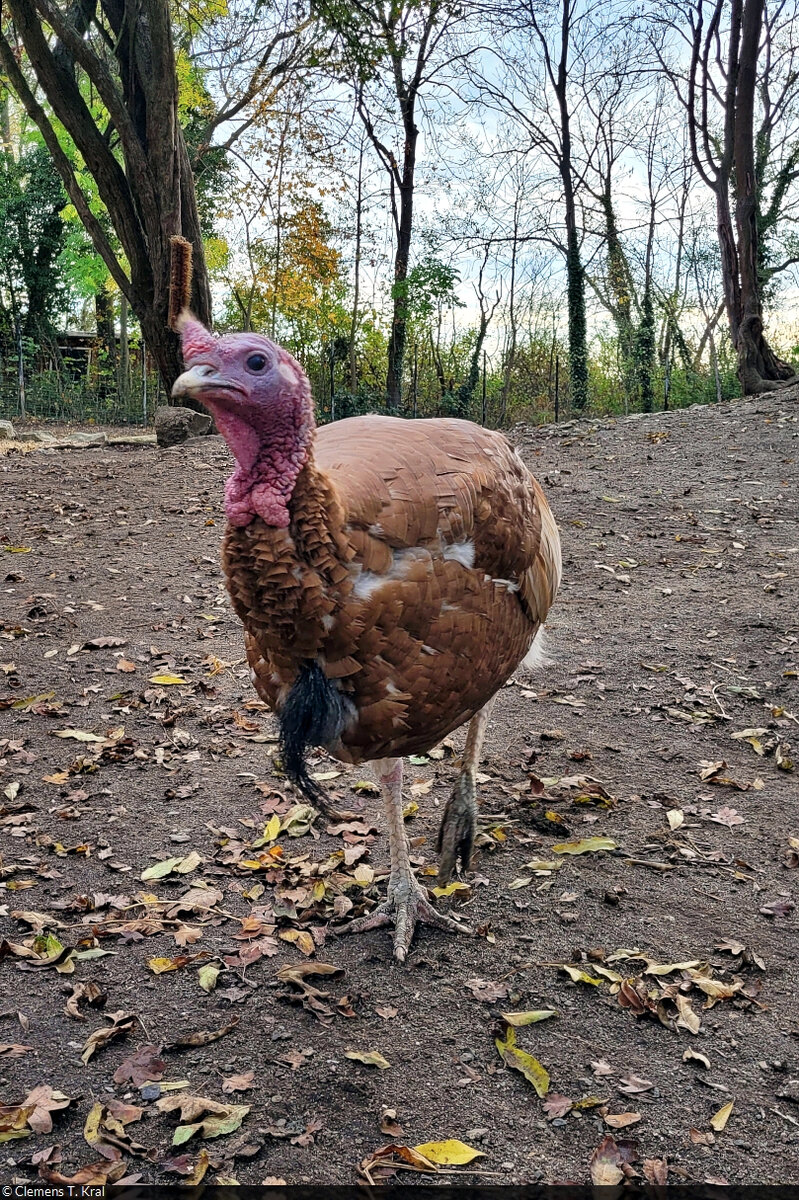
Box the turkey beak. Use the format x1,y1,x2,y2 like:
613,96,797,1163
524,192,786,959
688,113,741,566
172,363,226,399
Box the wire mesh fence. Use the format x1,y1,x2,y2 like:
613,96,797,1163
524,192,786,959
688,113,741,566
0,338,163,427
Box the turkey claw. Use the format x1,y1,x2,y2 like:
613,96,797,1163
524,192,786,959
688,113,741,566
337,874,471,963
436,771,477,884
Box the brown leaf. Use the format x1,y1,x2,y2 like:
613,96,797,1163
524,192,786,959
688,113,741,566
542,1093,574,1119
64,981,106,1020
39,1160,128,1185
22,1086,73,1134
604,1111,642,1129
222,1072,255,1093
643,1158,668,1185
589,1134,624,1186
464,977,509,1003
163,1020,239,1050
113,1045,165,1087
80,1011,136,1065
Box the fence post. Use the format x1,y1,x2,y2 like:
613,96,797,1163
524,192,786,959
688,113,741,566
554,354,559,423
412,343,418,419
15,316,26,419
142,339,148,426
481,349,487,426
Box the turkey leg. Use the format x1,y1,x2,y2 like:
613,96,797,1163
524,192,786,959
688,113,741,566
339,756,471,962
436,695,498,883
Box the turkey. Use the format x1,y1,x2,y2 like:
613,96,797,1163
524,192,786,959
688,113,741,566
172,313,562,961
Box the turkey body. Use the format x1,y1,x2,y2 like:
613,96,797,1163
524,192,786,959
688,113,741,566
222,414,561,764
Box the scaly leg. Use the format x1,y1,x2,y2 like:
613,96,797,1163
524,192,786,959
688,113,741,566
436,695,498,883
339,757,471,962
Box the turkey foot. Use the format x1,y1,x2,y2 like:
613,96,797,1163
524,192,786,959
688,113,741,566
437,770,477,884
339,869,472,963
436,696,496,883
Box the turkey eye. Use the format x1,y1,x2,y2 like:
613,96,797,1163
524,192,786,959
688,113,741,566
246,353,267,372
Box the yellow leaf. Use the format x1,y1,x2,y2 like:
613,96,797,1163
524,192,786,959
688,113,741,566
148,957,180,974
175,850,202,874
413,1139,485,1165
553,836,617,855
501,1010,557,1026
431,881,470,898
2,546,31,553
644,959,703,976
198,964,220,993
560,964,603,986
709,1100,734,1131
279,929,315,956
263,815,281,843
495,1026,549,1096
345,1049,391,1069
53,729,105,743
148,673,187,685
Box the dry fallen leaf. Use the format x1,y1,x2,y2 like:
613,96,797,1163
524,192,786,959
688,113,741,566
500,1009,557,1027
113,1045,165,1087
413,1139,485,1165
495,1026,549,1097
80,1011,136,1065
709,1100,734,1132
552,836,618,855
604,1111,642,1128
589,1134,624,1186
345,1049,391,1069
222,1071,255,1094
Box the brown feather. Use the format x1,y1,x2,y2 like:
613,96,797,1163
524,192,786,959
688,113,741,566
224,415,561,765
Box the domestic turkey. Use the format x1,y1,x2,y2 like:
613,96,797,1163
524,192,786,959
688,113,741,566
172,313,562,961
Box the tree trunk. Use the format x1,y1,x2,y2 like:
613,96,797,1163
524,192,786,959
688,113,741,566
386,113,418,412
349,140,364,395
1,0,212,396
733,0,794,391
555,0,588,411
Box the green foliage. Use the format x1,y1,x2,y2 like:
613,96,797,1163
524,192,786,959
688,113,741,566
0,138,68,338
396,257,463,322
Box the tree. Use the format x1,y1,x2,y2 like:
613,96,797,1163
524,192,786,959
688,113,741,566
470,0,593,409
315,0,463,411
652,0,797,391
0,0,312,390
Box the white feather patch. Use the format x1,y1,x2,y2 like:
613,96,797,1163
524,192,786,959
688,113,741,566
520,628,553,673
442,539,475,568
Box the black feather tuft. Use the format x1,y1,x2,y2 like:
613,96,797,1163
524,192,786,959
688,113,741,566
278,661,348,816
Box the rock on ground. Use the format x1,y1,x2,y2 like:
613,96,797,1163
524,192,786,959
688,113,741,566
155,405,212,447
0,418,16,439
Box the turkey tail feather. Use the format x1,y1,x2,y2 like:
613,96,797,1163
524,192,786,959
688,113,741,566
278,661,348,817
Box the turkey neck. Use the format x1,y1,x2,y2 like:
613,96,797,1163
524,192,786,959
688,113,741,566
222,449,355,661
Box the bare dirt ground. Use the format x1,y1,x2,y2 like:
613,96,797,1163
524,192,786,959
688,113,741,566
0,390,797,1187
